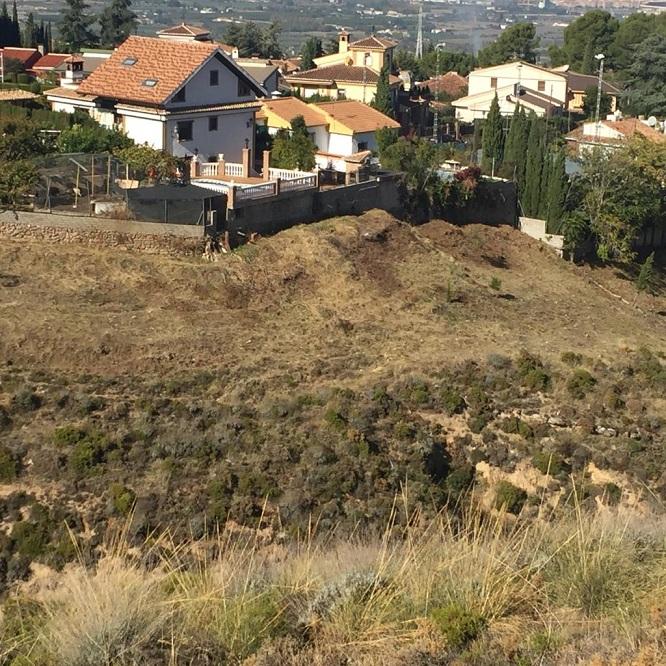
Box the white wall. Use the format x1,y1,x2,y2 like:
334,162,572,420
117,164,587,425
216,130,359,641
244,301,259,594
468,63,567,104
166,110,255,162
328,132,354,155
165,53,259,108
121,114,165,149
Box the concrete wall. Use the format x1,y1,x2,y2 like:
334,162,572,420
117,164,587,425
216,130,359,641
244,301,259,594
440,180,517,227
518,216,565,256
224,175,401,245
122,114,165,150
0,210,202,255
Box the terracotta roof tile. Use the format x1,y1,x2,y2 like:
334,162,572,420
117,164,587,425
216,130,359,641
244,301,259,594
350,35,397,50
259,97,328,127
316,99,400,133
0,89,38,101
419,71,468,97
157,23,210,37
32,53,71,70
78,36,220,105
45,86,98,102
0,47,39,65
565,119,666,145
287,64,400,86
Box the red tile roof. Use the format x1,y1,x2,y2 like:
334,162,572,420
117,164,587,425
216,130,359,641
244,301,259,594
287,64,400,86
78,36,253,106
0,47,40,66
565,119,666,145
350,35,397,50
259,97,328,127
419,71,468,97
157,23,210,38
316,99,401,132
32,53,71,70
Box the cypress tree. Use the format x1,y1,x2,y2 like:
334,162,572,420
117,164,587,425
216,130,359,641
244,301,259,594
0,3,9,47
99,0,137,48
23,12,36,48
514,106,530,189
9,0,19,46
59,0,98,51
481,92,504,174
581,38,595,75
503,103,522,177
537,150,551,219
522,113,546,216
545,148,567,233
371,64,393,118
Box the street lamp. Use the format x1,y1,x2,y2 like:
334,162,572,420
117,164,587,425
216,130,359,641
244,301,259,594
594,53,605,137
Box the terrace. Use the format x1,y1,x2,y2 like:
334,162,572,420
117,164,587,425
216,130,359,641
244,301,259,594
190,149,318,205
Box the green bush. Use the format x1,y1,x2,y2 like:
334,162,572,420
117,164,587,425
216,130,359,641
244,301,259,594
0,445,19,482
603,482,622,505
561,351,583,367
532,451,566,476
440,387,465,415
11,389,42,412
430,603,486,649
517,352,551,391
446,464,475,496
53,425,87,447
567,369,596,399
323,408,346,431
490,276,502,291
67,431,110,476
11,520,49,559
499,416,533,439
494,481,527,514
109,483,136,516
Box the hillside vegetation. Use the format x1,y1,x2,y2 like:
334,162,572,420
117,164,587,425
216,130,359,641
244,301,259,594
0,211,665,664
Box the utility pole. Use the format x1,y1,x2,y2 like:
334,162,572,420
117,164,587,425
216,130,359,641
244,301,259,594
415,4,423,59
432,43,444,143
594,53,605,140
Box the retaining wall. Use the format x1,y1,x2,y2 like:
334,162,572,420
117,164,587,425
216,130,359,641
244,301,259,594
0,210,203,256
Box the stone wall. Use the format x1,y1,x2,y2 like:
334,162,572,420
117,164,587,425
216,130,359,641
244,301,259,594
0,210,203,256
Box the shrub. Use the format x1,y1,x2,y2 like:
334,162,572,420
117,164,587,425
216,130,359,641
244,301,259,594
440,387,465,415
602,482,622,505
517,352,550,391
323,408,346,431
69,433,109,477
532,451,567,476
0,444,19,482
567,369,596,399
494,481,527,514
11,519,49,559
53,425,87,447
489,276,502,291
446,464,475,496
109,484,136,516
11,389,42,412
499,416,533,439
561,351,583,367
430,603,486,649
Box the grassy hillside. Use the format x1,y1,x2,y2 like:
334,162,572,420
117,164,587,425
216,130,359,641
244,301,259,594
0,211,665,664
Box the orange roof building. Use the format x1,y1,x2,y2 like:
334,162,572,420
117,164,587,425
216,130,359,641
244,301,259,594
45,35,267,163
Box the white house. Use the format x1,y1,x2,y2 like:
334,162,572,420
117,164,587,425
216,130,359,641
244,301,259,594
257,97,400,174
565,118,666,156
45,35,266,163
453,61,567,122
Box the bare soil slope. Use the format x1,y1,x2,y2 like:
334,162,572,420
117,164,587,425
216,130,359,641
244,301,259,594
1,210,663,389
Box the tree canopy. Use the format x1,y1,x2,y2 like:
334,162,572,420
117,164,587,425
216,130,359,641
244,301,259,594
371,65,393,117
481,93,503,174
582,85,613,119
270,115,316,171
477,23,538,67
58,0,98,51
100,0,137,48
224,21,282,59
300,37,323,71
624,33,666,117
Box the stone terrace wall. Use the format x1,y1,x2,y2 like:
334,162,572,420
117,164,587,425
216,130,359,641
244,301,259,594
0,211,203,256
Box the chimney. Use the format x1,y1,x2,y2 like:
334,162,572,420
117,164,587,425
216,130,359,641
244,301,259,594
37,44,44,55
339,30,350,54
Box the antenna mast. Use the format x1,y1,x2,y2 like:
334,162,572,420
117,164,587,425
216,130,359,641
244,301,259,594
415,5,423,59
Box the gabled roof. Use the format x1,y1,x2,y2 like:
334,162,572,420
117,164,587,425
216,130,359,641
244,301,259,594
77,35,264,106
470,60,566,80
32,53,71,70
566,119,666,144
45,86,98,102
349,35,398,50
286,64,400,86
258,97,328,128
418,71,468,97
0,89,38,101
316,99,400,134
0,47,39,65
157,23,210,38
565,70,621,95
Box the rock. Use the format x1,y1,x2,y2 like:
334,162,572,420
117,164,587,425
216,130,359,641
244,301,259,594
548,415,568,427
595,425,617,437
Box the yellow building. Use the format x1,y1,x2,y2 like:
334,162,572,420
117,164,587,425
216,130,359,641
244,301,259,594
284,31,401,104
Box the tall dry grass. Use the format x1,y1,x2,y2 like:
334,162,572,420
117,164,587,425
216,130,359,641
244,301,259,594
1,499,664,665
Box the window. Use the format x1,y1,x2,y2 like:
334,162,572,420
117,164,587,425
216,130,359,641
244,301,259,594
490,77,497,89
173,87,186,103
357,141,368,151
238,80,252,97
337,88,346,99
142,78,158,87
538,80,545,92
210,70,219,86
208,116,218,132
122,56,137,66
176,120,193,142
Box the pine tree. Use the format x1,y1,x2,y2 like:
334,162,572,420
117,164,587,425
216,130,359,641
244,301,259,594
481,92,504,174
522,113,546,216
59,0,97,51
581,38,595,75
636,252,655,293
100,0,137,48
545,148,567,233
371,65,393,117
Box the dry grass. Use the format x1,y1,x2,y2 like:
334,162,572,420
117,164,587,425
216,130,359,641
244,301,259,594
2,500,664,665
